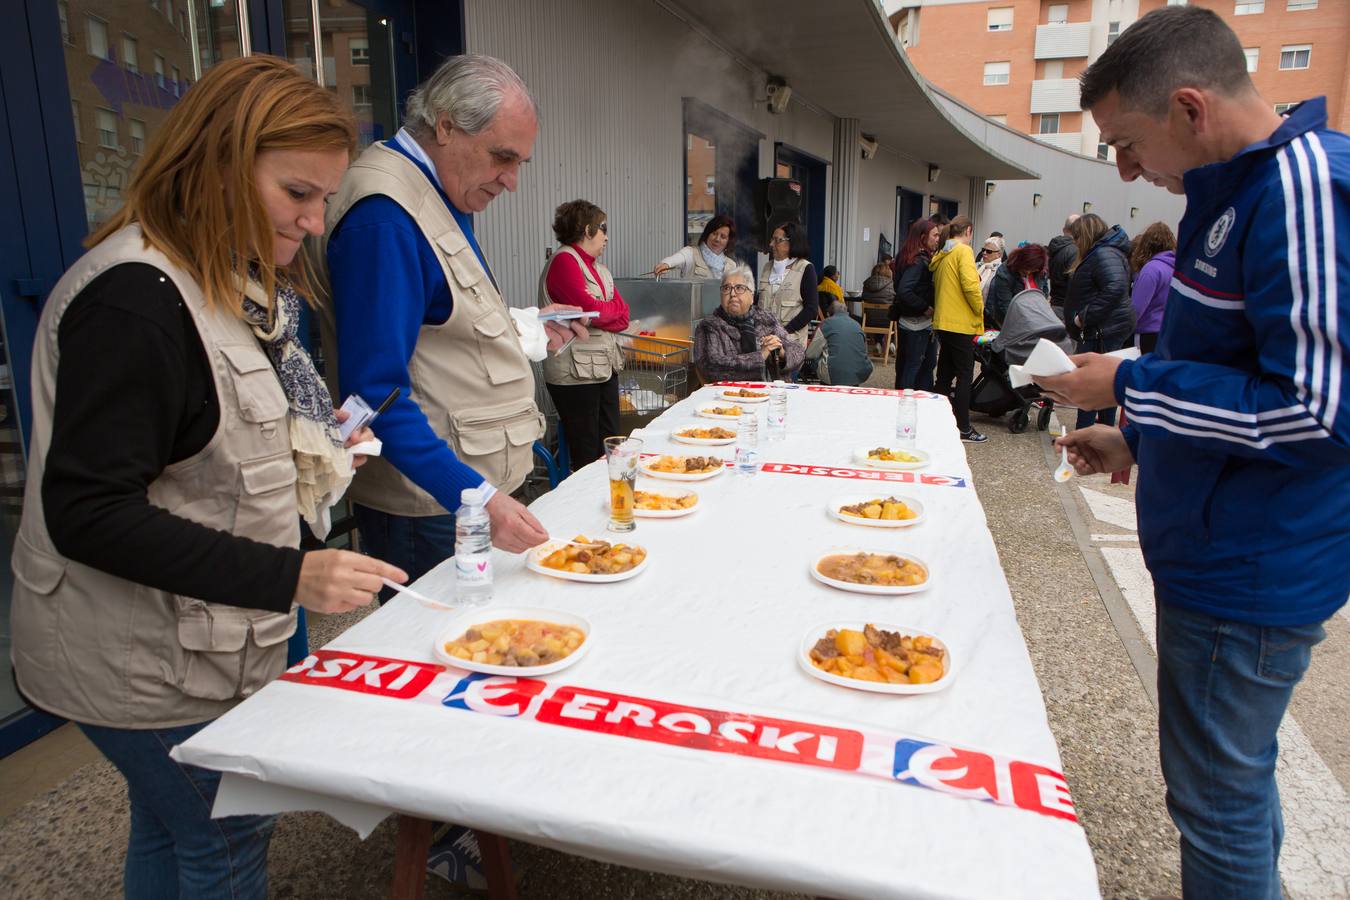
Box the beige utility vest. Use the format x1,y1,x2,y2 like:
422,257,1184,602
319,143,543,513
10,225,299,728
758,257,810,346
538,246,624,386
687,243,725,279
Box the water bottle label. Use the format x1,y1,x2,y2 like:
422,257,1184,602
456,554,493,585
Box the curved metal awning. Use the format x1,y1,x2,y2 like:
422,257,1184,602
668,0,1039,180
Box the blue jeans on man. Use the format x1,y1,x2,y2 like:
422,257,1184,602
79,720,274,899
354,504,457,601
1155,602,1326,899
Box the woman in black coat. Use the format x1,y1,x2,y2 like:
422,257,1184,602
1063,214,1134,428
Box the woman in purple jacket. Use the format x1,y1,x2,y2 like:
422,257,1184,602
1128,222,1177,354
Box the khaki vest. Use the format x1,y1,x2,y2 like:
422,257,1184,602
538,246,624,386
10,225,299,728
687,243,723,279
758,257,810,346
319,143,543,514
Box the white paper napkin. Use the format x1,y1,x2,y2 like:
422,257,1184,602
1009,341,1142,389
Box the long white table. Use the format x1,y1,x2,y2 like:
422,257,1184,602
175,383,1100,900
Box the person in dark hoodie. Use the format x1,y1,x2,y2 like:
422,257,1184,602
891,218,940,390
1046,213,1080,312
985,243,1049,329
1063,213,1133,428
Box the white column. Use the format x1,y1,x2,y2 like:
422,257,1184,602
830,117,860,290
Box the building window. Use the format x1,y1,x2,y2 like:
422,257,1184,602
58,1,71,43
154,54,166,88
122,35,139,73
1274,102,1297,114
1234,1,1265,13
179,10,188,37
129,119,146,154
72,100,81,143
989,114,1007,124
1043,60,1064,79
86,17,110,60
1039,114,1061,134
1243,48,1259,72
1167,0,1188,4
350,38,370,65
1047,4,1069,24
1097,143,1110,160
987,8,1013,31
983,62,1011,85
172,65,182,97
1287,0,1317,9
1279,45,1311,70
352,84,372,107
1107,21,1120,45
704,175,715,195
96,108,118,148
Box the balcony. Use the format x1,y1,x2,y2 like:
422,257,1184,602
1034,132,1084,153
1030,78,1081,114
1034,23,1091,59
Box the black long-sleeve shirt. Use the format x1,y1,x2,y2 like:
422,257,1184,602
42,263,303,613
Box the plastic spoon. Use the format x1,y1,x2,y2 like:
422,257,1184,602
1054,425,1074,483
381,576,454,611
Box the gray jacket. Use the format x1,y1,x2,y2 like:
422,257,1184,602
807,308,873,386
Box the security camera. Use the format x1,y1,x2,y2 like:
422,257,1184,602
859,134,879,160
766,79,792,115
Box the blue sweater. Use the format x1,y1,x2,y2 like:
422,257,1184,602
1113,97,1350,626
326,139,494,514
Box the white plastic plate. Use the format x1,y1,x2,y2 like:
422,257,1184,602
434,607,593,676
602,486,699,519
853,446,931,470
639,457,727,481
809,548,931,595
526,540,650,583
696,403,747,420
828,493,926,529
799,620,955,694
720,388,769,404
671,427,737,446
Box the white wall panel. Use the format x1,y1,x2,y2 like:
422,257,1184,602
1029,79,1081,114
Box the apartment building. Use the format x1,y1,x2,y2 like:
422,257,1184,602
892,0,1350,160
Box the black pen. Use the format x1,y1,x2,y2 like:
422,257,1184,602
367,387,401,425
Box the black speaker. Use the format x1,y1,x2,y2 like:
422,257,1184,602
752,177,803,253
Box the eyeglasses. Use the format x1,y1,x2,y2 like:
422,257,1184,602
720,284,752,297
770,235,789,245
596,222,608,234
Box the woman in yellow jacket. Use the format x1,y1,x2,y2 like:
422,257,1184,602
929,215,987,442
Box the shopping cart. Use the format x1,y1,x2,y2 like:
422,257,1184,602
616,332,691,433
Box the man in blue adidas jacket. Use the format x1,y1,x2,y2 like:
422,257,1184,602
1037,8,1349,899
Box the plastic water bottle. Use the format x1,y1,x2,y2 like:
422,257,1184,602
896,390,918,446
766,381,788,441
454,488,493,606
734,411,760,477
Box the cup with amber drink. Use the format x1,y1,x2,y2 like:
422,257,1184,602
604,435,642,532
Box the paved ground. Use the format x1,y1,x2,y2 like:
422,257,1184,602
2,361,1346,899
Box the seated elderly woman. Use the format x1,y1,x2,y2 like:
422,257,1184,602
694,263,804,383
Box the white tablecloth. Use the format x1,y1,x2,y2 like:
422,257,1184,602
174,384,1100,900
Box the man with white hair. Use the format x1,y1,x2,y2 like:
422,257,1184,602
325,55,584,566
324,52,583,889
1046,212,1080,310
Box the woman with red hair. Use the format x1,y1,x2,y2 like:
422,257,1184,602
890,217,941,389
986,243,1049,329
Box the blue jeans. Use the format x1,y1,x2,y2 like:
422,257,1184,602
1074,335,1124,429
895,327,936,391
354,504,457,601
1156,602,1326,900
78,721,275,900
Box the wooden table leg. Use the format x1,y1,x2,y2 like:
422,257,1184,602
475,829,519,900
389,815,434,900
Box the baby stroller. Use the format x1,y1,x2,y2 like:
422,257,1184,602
970,287,1074,433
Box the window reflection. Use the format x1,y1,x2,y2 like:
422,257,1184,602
318,3,397,149
686,133,716,247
